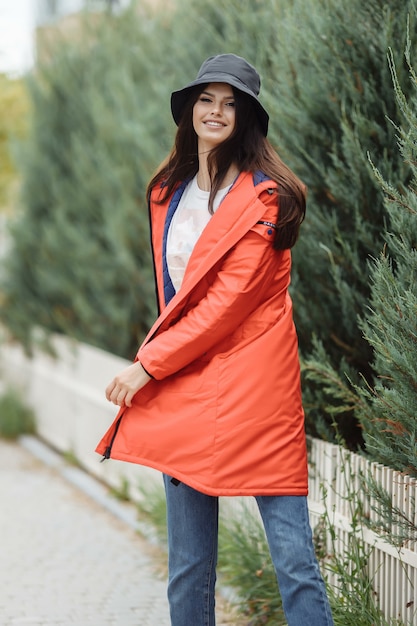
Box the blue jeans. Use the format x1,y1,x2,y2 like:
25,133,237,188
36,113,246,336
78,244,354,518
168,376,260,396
163,475,334,626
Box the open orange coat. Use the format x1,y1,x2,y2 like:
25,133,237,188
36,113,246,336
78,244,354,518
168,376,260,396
96,171,308,496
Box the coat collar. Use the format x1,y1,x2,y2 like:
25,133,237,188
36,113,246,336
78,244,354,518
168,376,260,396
142,171,277,345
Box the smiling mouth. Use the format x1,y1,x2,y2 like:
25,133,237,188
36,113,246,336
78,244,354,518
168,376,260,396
204,121,225,127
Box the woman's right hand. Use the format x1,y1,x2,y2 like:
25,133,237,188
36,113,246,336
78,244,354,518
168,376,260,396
105,361,151,408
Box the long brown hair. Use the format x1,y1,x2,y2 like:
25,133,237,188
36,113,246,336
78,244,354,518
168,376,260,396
147,85,306,250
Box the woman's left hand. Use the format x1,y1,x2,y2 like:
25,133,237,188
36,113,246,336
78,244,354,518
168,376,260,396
105,361,151,407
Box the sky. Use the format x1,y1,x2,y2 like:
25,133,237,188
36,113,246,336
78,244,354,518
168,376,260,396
0,1,130,76
0,0,94,76
0,0,37,76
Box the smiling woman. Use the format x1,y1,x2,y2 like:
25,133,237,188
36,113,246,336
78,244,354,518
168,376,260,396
192,83,236,160
98,53,334,626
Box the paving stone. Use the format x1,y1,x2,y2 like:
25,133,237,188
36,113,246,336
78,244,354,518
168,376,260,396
0,438,244,626
0,439,170,626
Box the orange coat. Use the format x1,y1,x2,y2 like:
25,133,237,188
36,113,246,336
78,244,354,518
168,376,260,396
96,171,308,496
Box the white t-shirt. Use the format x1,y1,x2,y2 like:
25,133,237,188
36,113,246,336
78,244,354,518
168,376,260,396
166,175,232,292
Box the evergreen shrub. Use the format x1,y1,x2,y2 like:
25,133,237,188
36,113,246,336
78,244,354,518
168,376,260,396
272,0,417,446
0,6,167,359
354,43,417,476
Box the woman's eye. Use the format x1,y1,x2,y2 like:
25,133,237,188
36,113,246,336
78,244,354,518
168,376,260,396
200,97,211,103
226,101,235,107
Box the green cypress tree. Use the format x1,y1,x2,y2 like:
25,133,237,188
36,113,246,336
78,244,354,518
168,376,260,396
269,0,417,445
1,6,172,358
355,44,417,476
327,43,417,556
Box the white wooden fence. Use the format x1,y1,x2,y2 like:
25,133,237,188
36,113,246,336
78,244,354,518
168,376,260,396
0,333,416,624
309,439,417,623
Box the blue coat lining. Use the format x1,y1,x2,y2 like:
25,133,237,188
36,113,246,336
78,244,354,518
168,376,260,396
161,171,269,306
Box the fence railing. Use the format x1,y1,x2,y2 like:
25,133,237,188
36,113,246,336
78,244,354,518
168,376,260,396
308,439,417,623
0,332,416,623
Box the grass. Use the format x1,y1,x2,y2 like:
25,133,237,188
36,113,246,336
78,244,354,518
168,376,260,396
109,476,131,502
0,387,36,439
218,503,286,625
136,481,169,546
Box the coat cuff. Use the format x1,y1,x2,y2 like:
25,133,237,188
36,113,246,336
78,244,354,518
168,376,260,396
140,362,155,379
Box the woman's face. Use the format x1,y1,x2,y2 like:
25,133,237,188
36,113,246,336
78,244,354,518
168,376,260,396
192,82,236,152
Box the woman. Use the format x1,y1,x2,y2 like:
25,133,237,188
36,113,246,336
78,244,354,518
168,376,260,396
97,53,334,626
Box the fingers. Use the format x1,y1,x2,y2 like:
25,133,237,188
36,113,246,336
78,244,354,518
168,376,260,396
105,381,117,403
105,362,151,407
105,380,136,407
105,380,127,407
124,391,134,408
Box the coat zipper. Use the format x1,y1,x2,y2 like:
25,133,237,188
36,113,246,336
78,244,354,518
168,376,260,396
100,410,125,462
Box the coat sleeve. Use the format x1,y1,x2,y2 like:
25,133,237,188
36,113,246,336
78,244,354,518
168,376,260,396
138,195,289,380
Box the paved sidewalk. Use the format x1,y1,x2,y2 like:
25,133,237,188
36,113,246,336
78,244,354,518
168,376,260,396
0,437,242,626
0,437,172,626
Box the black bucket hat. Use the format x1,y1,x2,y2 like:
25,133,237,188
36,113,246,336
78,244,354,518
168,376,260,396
170,53,269,136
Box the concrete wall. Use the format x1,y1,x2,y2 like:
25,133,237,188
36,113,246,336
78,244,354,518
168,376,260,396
0,332,161,501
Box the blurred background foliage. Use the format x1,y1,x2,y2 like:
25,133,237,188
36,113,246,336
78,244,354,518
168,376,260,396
0,74,29,212
0,0,416,459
